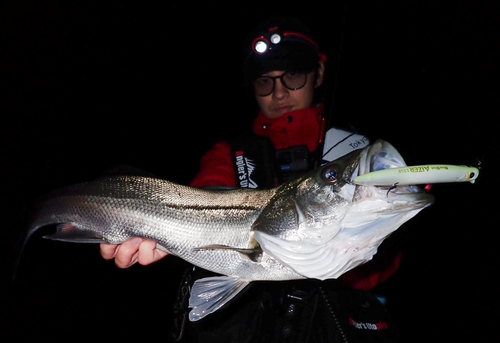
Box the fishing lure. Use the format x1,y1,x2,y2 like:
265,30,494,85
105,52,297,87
352,165,479,186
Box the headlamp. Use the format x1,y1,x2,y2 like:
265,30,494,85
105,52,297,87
243,17,323,85
253,37,269,54
270,33,281,44
253,32,283,54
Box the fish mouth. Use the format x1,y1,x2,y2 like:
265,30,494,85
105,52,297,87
351,140,435,207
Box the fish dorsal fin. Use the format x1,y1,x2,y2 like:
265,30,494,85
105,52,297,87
188,276,250,321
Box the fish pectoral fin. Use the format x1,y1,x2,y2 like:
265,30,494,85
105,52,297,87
188,276,250,322
43,223,107,243
194,244,262,262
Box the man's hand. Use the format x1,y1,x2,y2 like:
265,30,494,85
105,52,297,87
100,238,168,268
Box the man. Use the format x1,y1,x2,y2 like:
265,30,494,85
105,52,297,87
99,17,327,268
101,16,399,342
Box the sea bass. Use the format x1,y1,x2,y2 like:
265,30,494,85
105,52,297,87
26,140,435,321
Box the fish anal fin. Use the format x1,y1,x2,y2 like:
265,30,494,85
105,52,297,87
194,244,262,262
188,276,250,321
43,223,108,243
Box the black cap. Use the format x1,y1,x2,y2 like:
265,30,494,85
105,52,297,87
242,16,322,85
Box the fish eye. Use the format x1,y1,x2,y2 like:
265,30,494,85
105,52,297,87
322,166,339,183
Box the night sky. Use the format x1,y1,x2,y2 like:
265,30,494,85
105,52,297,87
1,1,499,342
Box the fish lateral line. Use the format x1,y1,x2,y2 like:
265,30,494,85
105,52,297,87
162,202,265,212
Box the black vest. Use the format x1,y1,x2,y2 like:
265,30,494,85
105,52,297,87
229,134,314,189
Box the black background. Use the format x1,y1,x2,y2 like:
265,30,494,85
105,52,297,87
1,1,499,342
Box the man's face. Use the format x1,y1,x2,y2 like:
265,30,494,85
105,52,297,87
254,61,325,119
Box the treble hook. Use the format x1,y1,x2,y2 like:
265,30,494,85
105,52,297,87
386,182,399,201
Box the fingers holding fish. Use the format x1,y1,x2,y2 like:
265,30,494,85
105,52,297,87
100,243,119,260
111,237,142,268
137,239,169,266
100,238,168,268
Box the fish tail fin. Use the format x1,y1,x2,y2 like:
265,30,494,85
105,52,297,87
11,227,37,284
188,276,250,321
12,222,108,283
11,221,56,283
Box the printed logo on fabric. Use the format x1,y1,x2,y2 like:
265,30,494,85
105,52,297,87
349,317,389,331
348,136,369,150
235,151,258,189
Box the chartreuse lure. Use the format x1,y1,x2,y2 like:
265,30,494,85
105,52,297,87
353,165,479,186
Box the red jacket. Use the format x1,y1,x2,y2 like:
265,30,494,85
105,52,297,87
190,106,402,291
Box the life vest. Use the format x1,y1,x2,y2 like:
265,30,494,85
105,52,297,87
229,107,369,189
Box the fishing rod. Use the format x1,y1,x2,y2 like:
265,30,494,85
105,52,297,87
316,0,350,167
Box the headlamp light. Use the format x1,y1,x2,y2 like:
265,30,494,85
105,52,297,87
253,33,283,54
253,37,269,54
270,33,281,44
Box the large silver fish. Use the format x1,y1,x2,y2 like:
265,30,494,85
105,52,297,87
26,140,434,321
